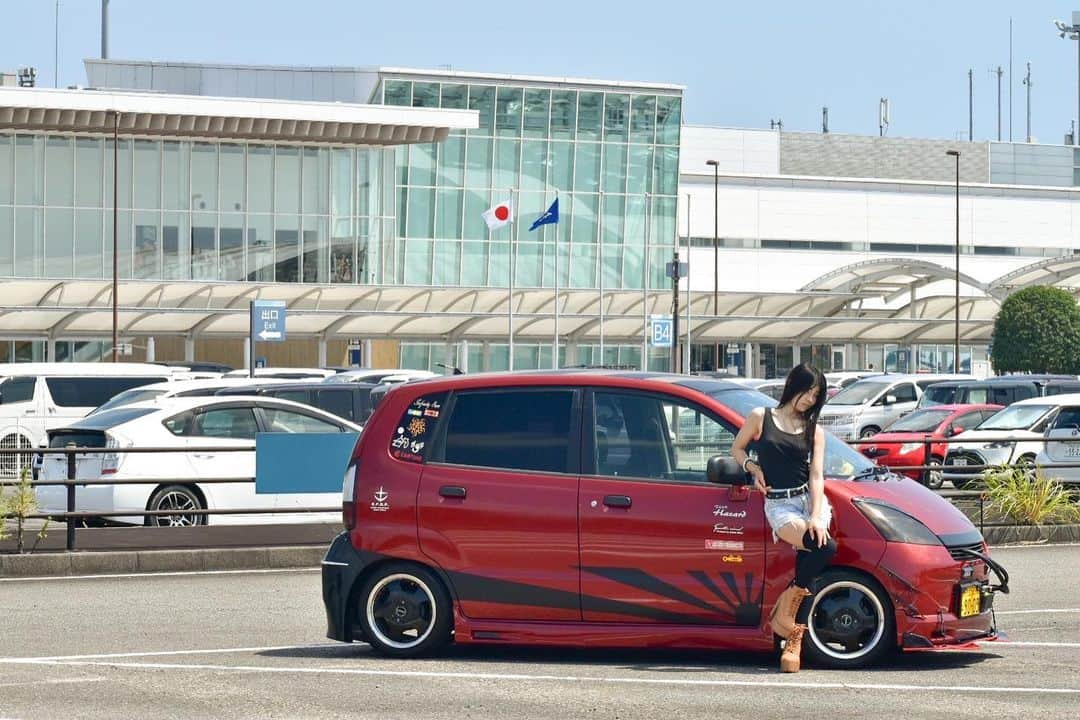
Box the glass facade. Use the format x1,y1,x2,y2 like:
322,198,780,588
0,133,395,284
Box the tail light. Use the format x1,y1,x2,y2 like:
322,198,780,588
342,460,358,530
102,433,121,475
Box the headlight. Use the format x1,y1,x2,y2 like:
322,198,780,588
853,498,942,545
898,442,924,455
983,441,1014,450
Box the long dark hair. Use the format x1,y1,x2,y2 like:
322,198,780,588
777,363,828,448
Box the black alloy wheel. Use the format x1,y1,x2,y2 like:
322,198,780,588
357,563,452,658
803,569,896,669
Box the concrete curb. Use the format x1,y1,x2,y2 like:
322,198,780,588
983,523,1080,546
0,545,326,578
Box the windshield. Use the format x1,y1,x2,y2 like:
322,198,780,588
827,381,888,406
61,406,158,431
705,387,874,479
89,388,167,415
979,404,1052,431
919,385,956,408
885,409,951,432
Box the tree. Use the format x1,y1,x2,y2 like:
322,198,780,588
991,286,1080,374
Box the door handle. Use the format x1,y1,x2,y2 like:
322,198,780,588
439,485,467,499
192,453,216,459
24,409,36,415
603,494,632,508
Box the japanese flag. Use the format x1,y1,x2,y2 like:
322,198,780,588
482,199,513,231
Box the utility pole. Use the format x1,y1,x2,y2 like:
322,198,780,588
995,66,1004,141
1024,61,1033,143
968,69,974,141
671,248,680,374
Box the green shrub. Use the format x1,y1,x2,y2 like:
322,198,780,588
984,465,1080,526
0,467,49,554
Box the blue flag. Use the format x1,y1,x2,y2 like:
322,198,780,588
528,197,559,232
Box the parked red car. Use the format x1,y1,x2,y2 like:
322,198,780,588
322,373,1008,668
860,404,1003,489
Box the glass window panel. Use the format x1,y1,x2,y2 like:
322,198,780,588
302,215,327,283
574,142,601,192
515,238,541,287
102,210,131,281
162,211,190,280
576,92,603,140
44,208,72,277
514,190,544,244
246,144,272,213
462,189,490,241
406,186,434,238
656,95,683,145
602,142,627,194
550,90,576,140
648,244,670,290
495,87,523,136
603,94,629,142
440,84,467,109
654,146,679,195
569,242,596,289
274,147,300,215
437,136,464,187
331,148,353,218
45,136,74,207
219,213,245,281
626,145,654,195
0,134,12,204
548,141,573,192
465,137,492,189
650,195,677,247
383,79,411,106
523,89,550,139
190,144,217,212
397,187,407,241
494,139,519,189
489,241,509,287
601,194,624,288
432,239,460,285
461,241,487,285
75,137,103,208
15,135,44,205
247,213,273,282
219,144,244,212
405,239,432,284
412,82,439,108
621,239,644,290
630,95,657,144
410,142,436,187
133,210,160,279
468,85,495,134
302,147,328,215
133,140,160,210
521,140,547,193
0,206,12,275
161,141,189,212
330,221,354,284
274,215,299,282
191,213,216,281
396,145,408,186
435,188,463,239
571,192,598,248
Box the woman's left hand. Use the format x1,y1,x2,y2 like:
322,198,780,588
808,516,830,547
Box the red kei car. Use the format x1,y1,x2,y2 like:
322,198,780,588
860,404,1003,489
322,372,1008,669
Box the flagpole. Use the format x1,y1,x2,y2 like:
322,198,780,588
552,188,559,370
508,187,515,371
598,189,605,365
642,191,650,371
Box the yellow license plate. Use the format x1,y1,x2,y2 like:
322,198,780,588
959,585,982,618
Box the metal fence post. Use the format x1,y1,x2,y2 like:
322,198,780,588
923,434,933,486
66,443,76,552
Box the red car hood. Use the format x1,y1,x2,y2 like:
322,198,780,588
829,475,976,537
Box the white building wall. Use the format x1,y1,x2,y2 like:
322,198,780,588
679,126,778,176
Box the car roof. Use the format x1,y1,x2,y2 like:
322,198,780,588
0,362,171,377
1011,393,1080,406
370,369,751,396
126,377,298,394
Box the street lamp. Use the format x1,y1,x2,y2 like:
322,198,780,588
946,150,961,373
705,159,719,370
1055,13,1080,145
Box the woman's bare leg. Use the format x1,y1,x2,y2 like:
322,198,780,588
776,519,809,550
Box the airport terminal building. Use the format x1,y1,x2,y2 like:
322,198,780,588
2,58,1080,376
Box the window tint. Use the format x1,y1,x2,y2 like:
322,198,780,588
163,411,194,436
314,389,355,421
1052,407,1080,430
191,407,259,440
0,376,36,404
44,376,165,408
442,390,573,473
891,383,917,403
390,392,446,463
261,407,342,433
921,385,955,407
987,387,1013,406
267,389,310,404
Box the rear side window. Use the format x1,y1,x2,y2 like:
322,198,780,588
314,389,355,421
922,385,955,406
891,383,917,403
45,376,165,408
389,392,447,463
267,389,310,404
0,376,36,404
1051,406,1080,430
441,390,574,473
191,407,259,440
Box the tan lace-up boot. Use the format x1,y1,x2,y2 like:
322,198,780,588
769,585,811,638
780,624,807,673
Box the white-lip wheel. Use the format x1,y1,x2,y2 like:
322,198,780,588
802,570,896,668
357,563,452,658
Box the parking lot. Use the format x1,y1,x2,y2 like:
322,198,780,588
0,543,1075,719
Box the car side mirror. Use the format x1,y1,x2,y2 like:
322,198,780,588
884,394,898,405
707,455,749,485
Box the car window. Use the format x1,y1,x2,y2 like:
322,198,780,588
987,387,1013,405
886,408,951,432
663,397,738,479
389,392,446,462
93,388,167,414
920,385,955,407
191,407,259,440
267,389,310,404
0,376,36,404
44,377,166,408
314,389,355,421
163,411,195,436
891,383,917,403
1051,406,1080,430
261,407,343,433
442,389,574,474
951,410,984,432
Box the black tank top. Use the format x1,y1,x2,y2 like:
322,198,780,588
756,408,811,490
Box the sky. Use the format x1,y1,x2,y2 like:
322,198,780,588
4,0,1080,144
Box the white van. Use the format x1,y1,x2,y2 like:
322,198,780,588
819,373,972,440
0,363,172,476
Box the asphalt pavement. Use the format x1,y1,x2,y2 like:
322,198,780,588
0,544,1078,719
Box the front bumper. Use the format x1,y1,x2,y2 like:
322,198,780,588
942,447,1010,483
322,531,374,643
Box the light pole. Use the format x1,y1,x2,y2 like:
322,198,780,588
946,150,961,373
705,159,719,370
1055,13,1080,145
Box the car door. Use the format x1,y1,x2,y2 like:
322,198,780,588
255,405,348,517
417,387,582,621
185,404,267,519
1044,405,1080,465
0,376,44,472
579,389,766,626
881,382,918,424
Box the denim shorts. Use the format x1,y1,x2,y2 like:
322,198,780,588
763,492,832,541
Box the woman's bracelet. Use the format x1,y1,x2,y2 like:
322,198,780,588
741,457,757,473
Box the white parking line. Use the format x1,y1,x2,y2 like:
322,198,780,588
0,658,1076,695
0,678,107,689
13,644,336,662
989,641,1080,648
0,568,319,583
996,608,1080,615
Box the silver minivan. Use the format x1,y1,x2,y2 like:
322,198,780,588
819,373,973,440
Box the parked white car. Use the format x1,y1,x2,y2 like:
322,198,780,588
87,377,296,415
36,396,361,526
223,368,337,380
819,373,972,440
1033,396,1080,485
323,368,438,384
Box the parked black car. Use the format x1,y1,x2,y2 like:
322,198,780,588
918,374,1080,408
214,381,377,424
